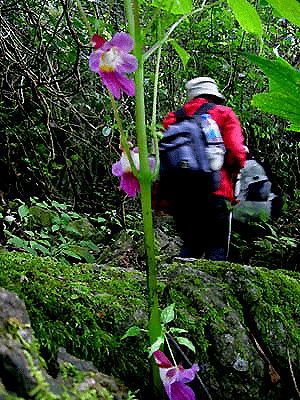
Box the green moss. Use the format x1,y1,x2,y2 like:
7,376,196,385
0,252,150,391
2,252,300,396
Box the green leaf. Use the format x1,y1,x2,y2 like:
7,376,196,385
152,0,192,15
81,249,95,264
121,326,141,340
52,224,60,232
287,124,300,132
227,0,262,37
24,246,38,257
244,54,300,125
169,39,190,68
175,337,196,352
161,303,175,324
8,237,27,249
252,92,300,125
18,204,29,219
80,240,99,252
244,54,300,93
60,212,70,225
31,242,51,255
169,327,188,334
24,230,35,237
61,249,82,259
148,336,164,358
266,0,300,27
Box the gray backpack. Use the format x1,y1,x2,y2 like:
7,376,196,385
159,103,225,192
233,154,278,223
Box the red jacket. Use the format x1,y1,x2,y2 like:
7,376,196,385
163,98,246,203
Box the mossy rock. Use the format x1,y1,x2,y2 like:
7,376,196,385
28,206,57,228
65,218,98,241
1,252,300,399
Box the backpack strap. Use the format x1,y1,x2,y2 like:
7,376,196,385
175,107,186,123
193,102,216,117
175,102,216,123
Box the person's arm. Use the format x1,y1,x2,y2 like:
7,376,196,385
221,108,246,174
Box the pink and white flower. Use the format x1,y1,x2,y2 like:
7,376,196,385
112,147,141,198
153,350,199,400
89,32,138,99
112,145,155,198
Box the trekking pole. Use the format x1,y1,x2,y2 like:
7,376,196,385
226,211,233,260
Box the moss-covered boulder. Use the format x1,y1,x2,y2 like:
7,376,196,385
1,252,300,399
0,287,128,400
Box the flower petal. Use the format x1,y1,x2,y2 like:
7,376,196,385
177,364,199,384
92,34,106,49
153,350,173,368
114,73,135,97
112,161,123,176
170,381,196,400
120,172,140,197
116,53,138,74
100,71,122,99
109,32,134,52
89,50,102,74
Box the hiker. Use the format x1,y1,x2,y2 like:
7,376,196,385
160,77,247,260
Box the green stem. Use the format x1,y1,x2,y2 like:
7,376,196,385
130,0,162,395
108,91,138,177
143,0,209,61
150,44,162,180
74,0,93,38
165,336,177,367
124,0,135,38
131,0,160,341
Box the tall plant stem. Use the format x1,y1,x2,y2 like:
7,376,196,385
132,0,161,339
128,0,162,395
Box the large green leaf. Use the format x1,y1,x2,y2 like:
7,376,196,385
252,92,300,129
152,0,192,14
227,0,262,37
245,54,300,93
266,0,300,27
169,39,190,68
245,54,300,128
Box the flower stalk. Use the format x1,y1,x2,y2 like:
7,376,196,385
127,0,163,394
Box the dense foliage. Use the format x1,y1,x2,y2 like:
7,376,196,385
0,0,299,268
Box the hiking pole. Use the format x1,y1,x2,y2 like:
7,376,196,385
226,211,233,260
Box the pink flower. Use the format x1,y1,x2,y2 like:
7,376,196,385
153,350,199,400
89,33,138,99
112,147,155,198
112,147,140,198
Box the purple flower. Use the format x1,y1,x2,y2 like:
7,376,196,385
153,350,199,400
89,33,138,99
112,146,155,198
112,147,140,198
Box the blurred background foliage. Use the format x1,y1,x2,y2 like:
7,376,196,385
0,0,299,268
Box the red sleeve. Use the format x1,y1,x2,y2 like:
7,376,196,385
163,111,176,130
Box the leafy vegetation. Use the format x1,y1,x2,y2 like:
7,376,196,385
0,0,300,396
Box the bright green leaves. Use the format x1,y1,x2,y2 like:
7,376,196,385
245,54,300,131
266,0,300,27
152,0,192,15
169,39,190,68
246,55,300,93
227,0,300,39
227,0,262,37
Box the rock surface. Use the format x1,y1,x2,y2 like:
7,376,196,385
0,287,128,400
1,252,300,399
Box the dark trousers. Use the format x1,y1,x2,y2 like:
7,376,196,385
167,171,231,261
